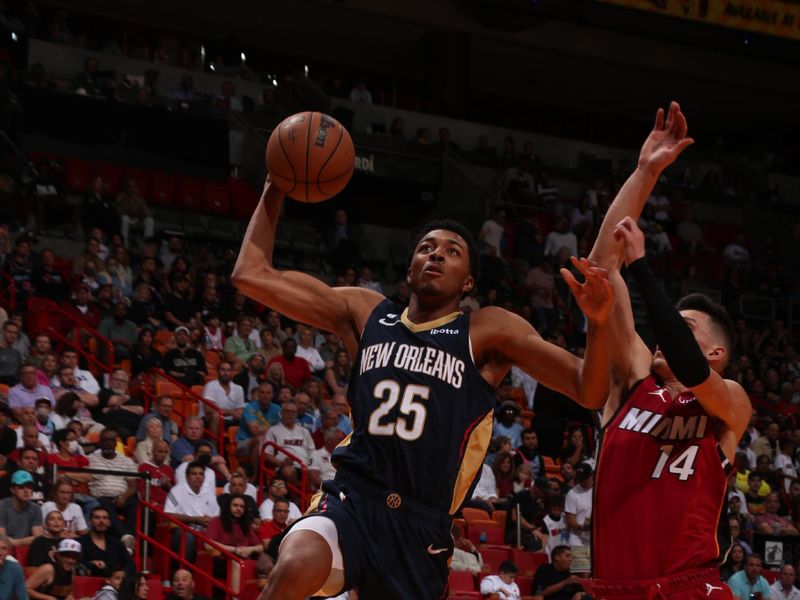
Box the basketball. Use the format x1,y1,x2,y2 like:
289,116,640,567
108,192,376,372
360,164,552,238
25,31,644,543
265,111,355,203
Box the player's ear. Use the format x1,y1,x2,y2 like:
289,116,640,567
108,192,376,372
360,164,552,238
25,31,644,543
406,267,412,286
707,344,726,370
462,275,474,295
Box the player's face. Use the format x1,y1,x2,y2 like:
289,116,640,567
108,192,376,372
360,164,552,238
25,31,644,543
408,230,473,300
652,310,724,375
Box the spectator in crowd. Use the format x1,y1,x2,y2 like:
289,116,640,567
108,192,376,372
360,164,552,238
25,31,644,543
164,274,194,330
532,545,585,600
723,234,750,267
28,334,54,369
164,461,219,562
8,363,54,419
356,267,383,295
536,171,561,207
201,360,245,436
507,472,545,551
389,117,405,140
746,472,768,515
324,350,351,397
98,302,137,362
217,473,258,522
4,446,46,502
753,422,780,461
544,217,578,258
293,391,315,433
171,417,231,480
564,463,593,549
59,350,100,395
135,395,179,443
525,260,557,334
514,428,545,480
676,207,703,255
311,406,339,449
727,554,770,600
493,451,515,500
494,401,524,449
770,564,800,600
0,533,26,598
755,492,799,536
137,439,173,509
91,567,126,600
264,401,315,487
268,338,310,390
775,438,797,493
258,498,292,546
166,568,210,600
233,353,267,402
257,328,281,362
479,208,505,260
134,415,165,463
0,320,23,385
205,494,264,593
64,284,101,348
295,325,325,374
348,81,372,104
87,428,138,537
52,366,100,422
728,517,752,555
480,560,520,600
78,506,132,578
542,495,580,559
73,56,106,95
236,381,279,464
215,81,242,112
469,463,498,514
450,523,483,574
257,479,301,524
162,326,207,386
95,369,142,440
116,180,154,246
131,330,163,378
25,538,80,600
561,427,592,467
309,427,345,489
40,478,88,538
28,509,67,567
0,470,43,545
224,316,258,369
720,542,746,582
174,441,221,492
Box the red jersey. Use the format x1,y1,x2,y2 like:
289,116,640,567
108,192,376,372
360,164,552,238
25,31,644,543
138,462,174,507
594,375,731,581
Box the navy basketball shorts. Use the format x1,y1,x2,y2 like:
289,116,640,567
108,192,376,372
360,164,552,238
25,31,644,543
309,474,454,600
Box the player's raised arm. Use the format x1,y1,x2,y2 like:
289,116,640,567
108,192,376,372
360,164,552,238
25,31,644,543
613,217,750,452
231,178,383,351
474,260,613,409
589,101,694,271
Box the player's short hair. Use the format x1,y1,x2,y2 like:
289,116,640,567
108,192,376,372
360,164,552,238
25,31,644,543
551,544,571,562
409,219,480,280
498,560,518,574
676,293,735,354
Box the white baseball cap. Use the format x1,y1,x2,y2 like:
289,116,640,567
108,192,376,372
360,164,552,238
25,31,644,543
57,539,81,554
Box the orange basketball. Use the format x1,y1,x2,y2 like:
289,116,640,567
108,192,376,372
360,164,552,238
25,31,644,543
265,111,355,203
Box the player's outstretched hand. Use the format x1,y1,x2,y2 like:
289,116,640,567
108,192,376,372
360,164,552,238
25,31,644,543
561,257,614,324
612,216,646,266
638,101,694,175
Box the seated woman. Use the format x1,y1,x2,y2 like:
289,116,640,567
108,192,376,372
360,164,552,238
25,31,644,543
205,494,264,596
25,538,81,600
27,510,66,572
40,477,89,538
134,417,165,464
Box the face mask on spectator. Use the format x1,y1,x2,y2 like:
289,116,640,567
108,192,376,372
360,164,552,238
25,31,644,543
67,440,79,454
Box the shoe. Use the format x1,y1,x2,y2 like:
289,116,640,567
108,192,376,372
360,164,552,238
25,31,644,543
121,534,135,555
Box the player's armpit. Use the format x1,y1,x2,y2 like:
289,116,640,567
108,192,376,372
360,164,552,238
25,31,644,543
690,375,751,460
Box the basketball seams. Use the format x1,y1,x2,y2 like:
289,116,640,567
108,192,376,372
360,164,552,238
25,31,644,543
304,113,314,202
315,127,344,197
275,125,297,193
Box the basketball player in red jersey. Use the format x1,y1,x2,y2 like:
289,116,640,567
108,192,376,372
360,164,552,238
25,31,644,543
587,102,750,599
232,176,615,600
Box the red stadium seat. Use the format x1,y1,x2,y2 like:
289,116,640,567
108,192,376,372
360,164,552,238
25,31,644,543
91,162,123,196
449,593,481,600
516,575,533,595
230,177,260,219
177,178,203,211
448,570,476,592
151,173,177,205
205,183,231,215
512,549,549,576
462,508,491,523
481,547,511,573
72,576,105,599
468,523,504,546
63,160,90,192
11,544,29,567
762,569,779,584
124,168,152,198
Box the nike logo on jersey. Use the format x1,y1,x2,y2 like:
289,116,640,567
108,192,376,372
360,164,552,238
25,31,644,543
427,545,449,554
379,314,401,326
618,407,707,441
705,584,723,596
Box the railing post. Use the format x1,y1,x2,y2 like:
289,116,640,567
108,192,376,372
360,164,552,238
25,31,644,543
142,476,152,572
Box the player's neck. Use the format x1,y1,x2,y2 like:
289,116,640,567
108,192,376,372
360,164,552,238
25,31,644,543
406,296,461,325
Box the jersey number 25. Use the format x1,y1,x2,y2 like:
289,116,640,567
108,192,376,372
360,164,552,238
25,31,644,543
367,380,429,441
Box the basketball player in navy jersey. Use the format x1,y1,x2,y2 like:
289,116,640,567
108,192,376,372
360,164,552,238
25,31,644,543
232,178,615,600
587,102,751,599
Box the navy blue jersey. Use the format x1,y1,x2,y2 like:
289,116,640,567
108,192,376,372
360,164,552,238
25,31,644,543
333,299,496,514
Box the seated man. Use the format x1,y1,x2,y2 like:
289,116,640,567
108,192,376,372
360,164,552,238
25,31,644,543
0,471,44,545
174,441,222,492
137,439,174,509
95,368,143,440
170,416,231,481
0,533,27,599
201,361,245,437
480,560,521,600
263,401,315,487
165,568,211,600
164,461,220,562
258,499,291,545
257,479,301,524
450,524,483,574
727,554,771,600
309,428,345,490
8,363,55,421
532,545,586,600
135,395,179,443
236,383,280,467
754,492,799,536
311,408,339,450
87,428,138,537
78,506,132,577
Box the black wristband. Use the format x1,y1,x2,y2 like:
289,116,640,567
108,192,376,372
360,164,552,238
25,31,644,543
627,257,710,388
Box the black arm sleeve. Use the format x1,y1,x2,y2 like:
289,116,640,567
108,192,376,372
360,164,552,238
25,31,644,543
627,257,711,387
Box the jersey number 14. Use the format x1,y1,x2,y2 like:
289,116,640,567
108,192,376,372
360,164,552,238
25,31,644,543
367,380,430,441
650,444,699,481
